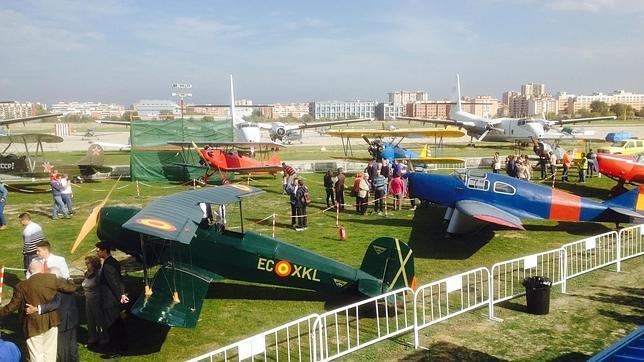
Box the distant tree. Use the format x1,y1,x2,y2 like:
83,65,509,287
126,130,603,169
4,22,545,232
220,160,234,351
609,103,635,120
122,111,139,121
545,112,557,120
202,116,215,122
61,114,93,123
590,100,609,115
34,104,48,116
159,110,174,115
578,108,593,118
636,107,644,118
301,114,315,123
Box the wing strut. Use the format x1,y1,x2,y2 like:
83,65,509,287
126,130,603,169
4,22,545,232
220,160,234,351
140,234,153,297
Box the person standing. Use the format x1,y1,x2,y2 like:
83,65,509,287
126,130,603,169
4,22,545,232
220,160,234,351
35,240,70,279
549,151,558,177
587,149,597,177
0,181,7,230
323,170,335,208
294,179,309,230
334,168,345,211
380,159,390,180
562,150,572,182
389,173,404,210
358,173,370,215
50,175,69,220
19,212,44,272
60,174,74,215
352,172,363,213
372,170,387,214
285,177,299,228
492,152,501,174
539,151,548,179
96,241,129,359
82,255,107,348
281,162,297,190
26,266,79,362
0,259,76,362
579,153,588,183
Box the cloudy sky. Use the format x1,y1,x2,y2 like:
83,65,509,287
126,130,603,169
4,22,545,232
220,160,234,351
1,0,643,105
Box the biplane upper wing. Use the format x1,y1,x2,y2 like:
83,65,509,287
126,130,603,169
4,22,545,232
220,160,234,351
327,128,465,139
122,184,265,244
0,113,62,126
396,117,463,127
168,141,285,149
0,133,64,144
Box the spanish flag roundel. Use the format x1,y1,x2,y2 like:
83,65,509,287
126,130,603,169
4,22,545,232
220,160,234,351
135,218,177,232
275,260,292,277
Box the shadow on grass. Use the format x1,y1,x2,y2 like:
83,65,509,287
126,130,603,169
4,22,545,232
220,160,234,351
524,221,613,235
554,182,612,200
547,352,591,361
574,286,644,326
408,206,493,259
407,340,507,361
206,282,327,302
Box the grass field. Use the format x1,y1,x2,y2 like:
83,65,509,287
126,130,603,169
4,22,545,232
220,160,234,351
0,170,641,361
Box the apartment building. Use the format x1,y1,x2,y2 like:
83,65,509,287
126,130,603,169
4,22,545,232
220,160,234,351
0,101,38,119
50,102,125,119
133,100,179,120
388,91,428,105
271,103,310,119
570,90,644,113
311,101,376,120
375,103,404,120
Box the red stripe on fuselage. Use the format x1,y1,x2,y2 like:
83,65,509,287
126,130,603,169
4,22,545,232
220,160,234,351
549,188,581,221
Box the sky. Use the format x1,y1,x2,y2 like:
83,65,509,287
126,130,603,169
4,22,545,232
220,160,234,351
1,0,643,105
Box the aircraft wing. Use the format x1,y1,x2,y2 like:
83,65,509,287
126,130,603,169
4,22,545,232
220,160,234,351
122,184,265,244
95,120,131,126
454,200,525,230
545,115,617,127
398,157,465,164
396,117,461,127
130,263,210,328
0,133,64,144
168,141,285,149
327,128,465,139
0,113,62,126
283,118,373,132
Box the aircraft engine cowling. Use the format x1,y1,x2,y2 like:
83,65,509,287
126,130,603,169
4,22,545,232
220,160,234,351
270,122,287,141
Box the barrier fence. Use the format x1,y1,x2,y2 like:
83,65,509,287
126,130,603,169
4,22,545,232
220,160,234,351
185,314,320,362
312,287,414,362
172,224,641,361
413,267,490,348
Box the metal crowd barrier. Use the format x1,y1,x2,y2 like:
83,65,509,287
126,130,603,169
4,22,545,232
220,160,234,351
185,314,319,362
488,249,565,321
311,287,414,362
562,231,619,280
413,267,490,348
617,224,644,271
185,225,644,361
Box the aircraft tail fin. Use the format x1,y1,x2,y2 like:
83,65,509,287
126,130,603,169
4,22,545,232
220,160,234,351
229,74,241,126
603,186,644,218
420,144,429,158
78,144,104,166
358,237,415,296
456,74,462,112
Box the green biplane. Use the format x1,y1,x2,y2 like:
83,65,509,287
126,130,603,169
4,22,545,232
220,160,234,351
72,183,415,328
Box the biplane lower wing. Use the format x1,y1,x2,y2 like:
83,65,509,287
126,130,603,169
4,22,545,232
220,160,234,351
130,264,211,328
173,162,282,174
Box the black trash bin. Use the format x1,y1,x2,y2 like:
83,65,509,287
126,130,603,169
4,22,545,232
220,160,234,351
522,276,552,315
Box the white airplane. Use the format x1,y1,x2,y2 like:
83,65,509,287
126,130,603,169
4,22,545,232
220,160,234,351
227,75,372,143
398,75,616,143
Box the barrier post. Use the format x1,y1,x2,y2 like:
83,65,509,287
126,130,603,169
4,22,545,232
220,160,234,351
616,230,621,272
272,213,276,238
0,266,4,304
561,250,567,294
335,202,339,227
135,180,141,198
384,195,388,217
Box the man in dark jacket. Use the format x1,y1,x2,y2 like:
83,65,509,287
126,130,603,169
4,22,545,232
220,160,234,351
26,266,79,362
284,177,299,227
323,170,335,207
294,179,309,230
96,241,129,359
335,168,345,211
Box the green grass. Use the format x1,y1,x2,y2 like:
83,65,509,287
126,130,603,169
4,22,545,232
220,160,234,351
0,170,641,361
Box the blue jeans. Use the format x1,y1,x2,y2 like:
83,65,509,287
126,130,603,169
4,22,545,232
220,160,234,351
0,200,6,225
62,193,74,214
52,195,68,219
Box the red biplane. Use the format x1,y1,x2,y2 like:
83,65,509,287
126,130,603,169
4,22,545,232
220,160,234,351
170,141,285,183
597,153,644,196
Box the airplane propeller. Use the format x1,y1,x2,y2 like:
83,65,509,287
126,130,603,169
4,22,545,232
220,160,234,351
70,176,121,254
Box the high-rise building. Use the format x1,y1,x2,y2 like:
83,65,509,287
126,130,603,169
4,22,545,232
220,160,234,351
311,101,376,120
521,83,545,98
388,91,428,105
0,101,39,119
133,100,179,120
375,103,404,120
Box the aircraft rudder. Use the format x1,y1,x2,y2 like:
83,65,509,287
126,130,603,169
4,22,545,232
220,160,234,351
604,185,644,213
358,237,415,296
